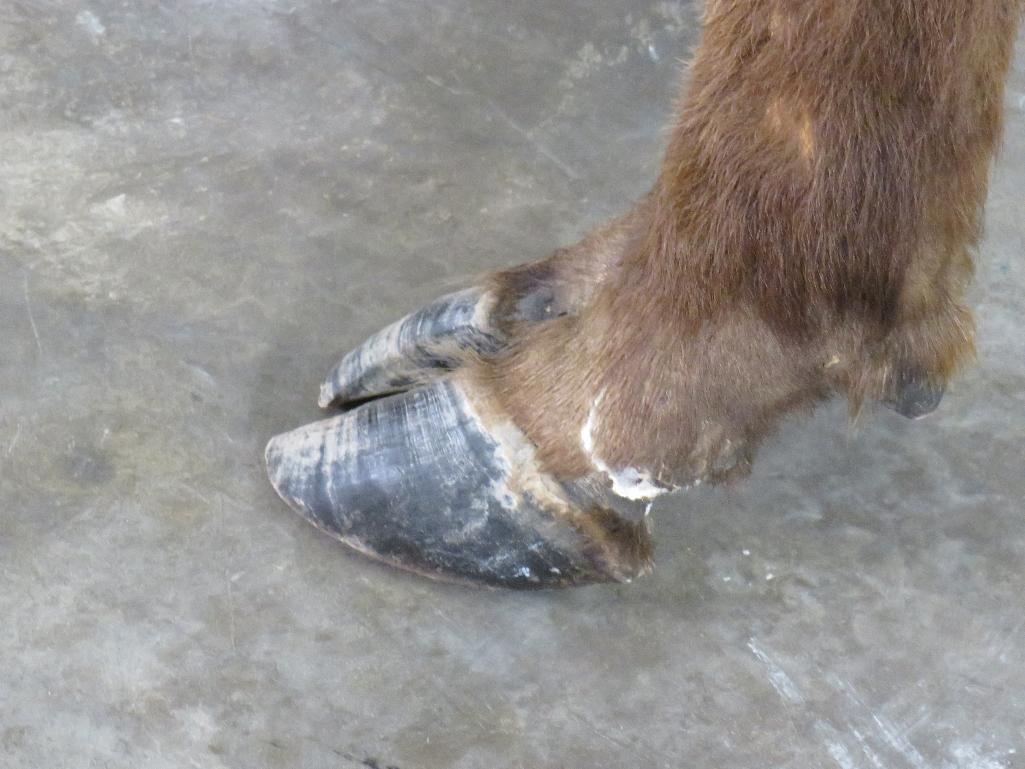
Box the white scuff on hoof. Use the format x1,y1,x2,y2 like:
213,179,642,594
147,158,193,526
580,399,669,502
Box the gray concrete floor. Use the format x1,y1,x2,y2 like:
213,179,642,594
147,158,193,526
2,2,1024,767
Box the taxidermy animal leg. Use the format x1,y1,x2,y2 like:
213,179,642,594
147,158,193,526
267,1,1023,588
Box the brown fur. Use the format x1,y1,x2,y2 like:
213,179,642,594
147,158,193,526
481,1,1021,490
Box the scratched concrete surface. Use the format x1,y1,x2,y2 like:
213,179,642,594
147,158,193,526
1,1,1023,767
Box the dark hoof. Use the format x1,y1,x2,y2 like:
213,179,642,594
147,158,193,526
884,369,945,419
318,288,504,409
267,379,651,589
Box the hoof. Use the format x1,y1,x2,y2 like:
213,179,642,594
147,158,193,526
884,369,945,419
267,378,651,589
